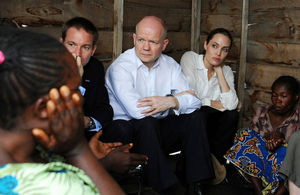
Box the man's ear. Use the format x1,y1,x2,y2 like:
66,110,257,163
133,33,136,45
34,97,48,119
162,39,169,51
59,37,63,43
91,45,97,56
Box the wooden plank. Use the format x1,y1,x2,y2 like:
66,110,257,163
113,0,124,60
249,0,300,11
247,40,300,66
248,10,300,43
191,0,201,53
201,0,243,15
243,89,271,116
125,0,191,9
237,0,249,128
0,1,192,32
0,0,114,29
200,14,242,37
123,4,191,32
245,63,300,91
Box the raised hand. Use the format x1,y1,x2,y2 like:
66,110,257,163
32,85,85,157
100,143,148,174
72,53,84,77
89,130,123,159
32,85,125,194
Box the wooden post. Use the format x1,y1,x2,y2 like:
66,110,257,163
237,0,249,128
113,0,124,60
191,0,201,53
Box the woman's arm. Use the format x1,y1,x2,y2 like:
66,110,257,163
214,66,230,93
212,66,239,110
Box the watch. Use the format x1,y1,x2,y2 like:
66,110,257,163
87,117,95,130
166,94,174,97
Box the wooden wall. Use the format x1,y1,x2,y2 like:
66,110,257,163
1,0,300,127
0,0,192,69
200,0,300,127
244,0,300,126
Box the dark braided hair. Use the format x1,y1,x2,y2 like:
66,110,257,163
0,28,73,129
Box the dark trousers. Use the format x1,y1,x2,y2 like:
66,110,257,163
102,110,214,192
200,106,239,164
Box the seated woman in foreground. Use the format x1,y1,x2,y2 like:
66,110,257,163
180,28,240,165
225,76,300,195
0,28,126,194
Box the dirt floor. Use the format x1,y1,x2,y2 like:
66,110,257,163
117,155,256,195
203,163,254,195
166,154,256,195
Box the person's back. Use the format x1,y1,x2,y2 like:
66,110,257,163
0,28,125,195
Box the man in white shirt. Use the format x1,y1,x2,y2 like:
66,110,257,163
105,16,214,195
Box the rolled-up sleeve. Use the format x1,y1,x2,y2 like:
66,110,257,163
106,64,147,120
219,67,239,110
170,62,202,115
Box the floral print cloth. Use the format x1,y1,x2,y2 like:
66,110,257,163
224,128,287,195
0,162,100,195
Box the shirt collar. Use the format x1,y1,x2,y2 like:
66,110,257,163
197,54,206,70
135,51,160,70
260,106,298,127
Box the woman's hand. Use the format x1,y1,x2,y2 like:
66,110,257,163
237,101,242,112
33,86,126,194
265,131,286,151
32,85,86,157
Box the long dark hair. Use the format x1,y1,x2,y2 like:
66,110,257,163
204,28,233,54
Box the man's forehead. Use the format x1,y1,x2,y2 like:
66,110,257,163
65,27,93,44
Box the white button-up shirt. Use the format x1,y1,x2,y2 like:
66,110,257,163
105,48,202,121
180,51,238,110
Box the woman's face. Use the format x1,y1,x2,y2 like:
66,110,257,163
271,83,298,115
203,33,231,67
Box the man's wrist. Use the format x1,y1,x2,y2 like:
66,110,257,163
85,117,96,130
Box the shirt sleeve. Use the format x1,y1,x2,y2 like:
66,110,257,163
250,107,262,134
170,62,202,115
201,98,211,106
106,65,148,119
219,66,239,110
180,51,197,92
87,117,102,132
